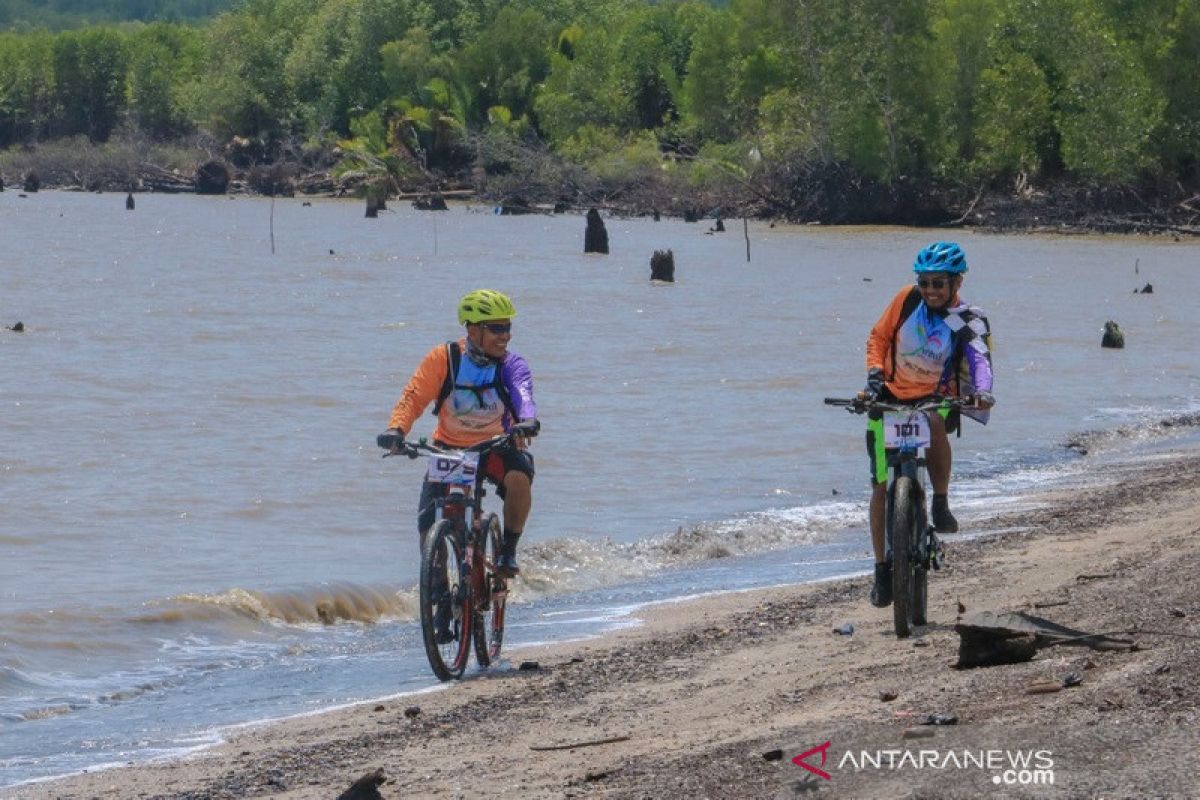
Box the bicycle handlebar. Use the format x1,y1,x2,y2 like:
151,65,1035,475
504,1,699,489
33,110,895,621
824,395,978,415
381,429,524,460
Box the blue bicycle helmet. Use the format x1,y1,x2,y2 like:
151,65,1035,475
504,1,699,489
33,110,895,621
913,241,968,274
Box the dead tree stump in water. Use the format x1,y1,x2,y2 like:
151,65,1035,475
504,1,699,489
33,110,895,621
23,171,39,192
413,194,447,211
650,249,675,282
125,192,135,210
584,208,609,254
195,161,230,195
365,196,380,217
1101,320,1125,348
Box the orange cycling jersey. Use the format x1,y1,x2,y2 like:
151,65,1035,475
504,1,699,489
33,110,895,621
389,338,537,448
867,287,972,400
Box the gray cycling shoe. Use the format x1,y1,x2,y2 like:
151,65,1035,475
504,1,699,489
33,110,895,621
931,494,959,533
870,561,893,608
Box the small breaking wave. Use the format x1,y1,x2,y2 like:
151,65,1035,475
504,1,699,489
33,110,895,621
512,500,859,600
1061,409,1200,457
165,584,418,625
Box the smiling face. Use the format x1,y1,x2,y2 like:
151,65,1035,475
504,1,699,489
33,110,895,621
466,318,512,359
916,272,961,310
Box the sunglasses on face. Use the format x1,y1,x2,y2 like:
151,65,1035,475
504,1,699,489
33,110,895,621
917,277,950,290
481,322,512,335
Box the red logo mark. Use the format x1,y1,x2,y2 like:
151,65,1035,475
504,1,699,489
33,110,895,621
792,741,833,780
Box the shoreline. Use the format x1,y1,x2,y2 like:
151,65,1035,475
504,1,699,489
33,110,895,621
10,454,1200,799
3,164,1197,237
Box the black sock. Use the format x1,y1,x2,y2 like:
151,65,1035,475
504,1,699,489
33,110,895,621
501,527,521,556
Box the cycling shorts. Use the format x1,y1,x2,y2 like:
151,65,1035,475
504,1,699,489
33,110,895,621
418,445,535,534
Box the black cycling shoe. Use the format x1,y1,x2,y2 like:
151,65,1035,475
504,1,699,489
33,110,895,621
494,553,520,578
931,494,959,533
870,561,893,608
433,591,456,644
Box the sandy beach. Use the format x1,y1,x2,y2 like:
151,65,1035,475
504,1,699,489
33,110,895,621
10,456,1200,799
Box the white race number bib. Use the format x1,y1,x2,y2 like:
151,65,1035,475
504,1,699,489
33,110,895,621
425,451,479,485
882,411,930,449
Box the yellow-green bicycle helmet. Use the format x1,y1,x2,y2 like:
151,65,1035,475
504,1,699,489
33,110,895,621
457,289,517,325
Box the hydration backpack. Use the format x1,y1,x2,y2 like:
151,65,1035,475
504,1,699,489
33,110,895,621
430,340,517,420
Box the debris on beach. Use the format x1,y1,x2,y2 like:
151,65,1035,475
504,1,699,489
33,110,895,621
878,690,898,702
519,660,540,671
832,622,854,636
1026,681,1063,695
403,705,421,718
919,713,958,725
335,768,387,800
955,610,1136,668
902,727,936,739
530,734,630,752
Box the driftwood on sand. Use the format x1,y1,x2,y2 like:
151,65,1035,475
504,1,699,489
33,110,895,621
954,610,1136,668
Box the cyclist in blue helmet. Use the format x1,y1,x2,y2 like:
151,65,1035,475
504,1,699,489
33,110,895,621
859,242,995,608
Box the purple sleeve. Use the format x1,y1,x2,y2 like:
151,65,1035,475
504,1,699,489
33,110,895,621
501,352,537,424
966,344,993,394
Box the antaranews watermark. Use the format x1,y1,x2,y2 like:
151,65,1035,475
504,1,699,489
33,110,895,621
839,747,1055,785
791,743,1055,786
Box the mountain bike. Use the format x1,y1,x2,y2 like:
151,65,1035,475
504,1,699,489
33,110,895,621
384,433,516,680
825,396,967,638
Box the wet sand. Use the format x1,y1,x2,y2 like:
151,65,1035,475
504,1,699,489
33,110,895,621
10,457,1200,799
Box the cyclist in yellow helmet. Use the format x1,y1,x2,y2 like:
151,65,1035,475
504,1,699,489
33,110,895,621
378,290,540,579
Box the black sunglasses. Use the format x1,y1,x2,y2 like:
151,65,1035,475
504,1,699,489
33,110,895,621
481,322,512,335
916,277,950,290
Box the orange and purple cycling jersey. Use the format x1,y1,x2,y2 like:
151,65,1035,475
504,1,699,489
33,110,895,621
866,286,993,401
389,338,537,448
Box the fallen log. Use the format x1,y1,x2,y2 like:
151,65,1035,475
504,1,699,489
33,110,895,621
955,610,1135,668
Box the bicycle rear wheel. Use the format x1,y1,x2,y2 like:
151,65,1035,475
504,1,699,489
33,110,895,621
890,477,919,638
472,513,507,666
420,520,472,680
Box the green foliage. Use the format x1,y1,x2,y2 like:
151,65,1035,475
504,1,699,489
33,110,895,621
51,27,129,141
0,30,55,144
127,23,204,139
0,0,233,31
0,0,1196,192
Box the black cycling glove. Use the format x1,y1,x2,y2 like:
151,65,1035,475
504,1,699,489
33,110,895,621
511,419,541,438
377,428,405,449
863,368,885,401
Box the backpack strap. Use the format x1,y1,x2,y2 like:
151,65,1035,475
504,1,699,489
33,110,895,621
431,341,461,417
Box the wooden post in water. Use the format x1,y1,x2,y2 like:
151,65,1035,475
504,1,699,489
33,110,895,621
584,208,609,254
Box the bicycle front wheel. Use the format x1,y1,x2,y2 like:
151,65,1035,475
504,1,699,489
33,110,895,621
420,520,472,680
890,477,919,638
472,513,507,666
912,539,930,626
